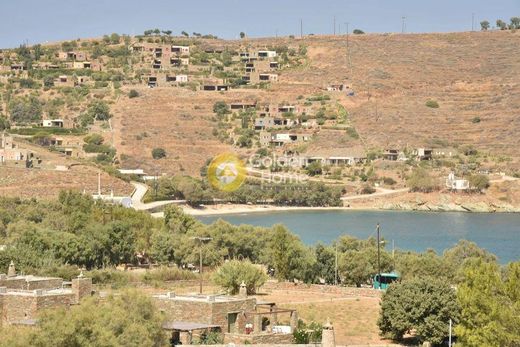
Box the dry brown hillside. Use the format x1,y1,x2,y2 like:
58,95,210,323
112,30,520,176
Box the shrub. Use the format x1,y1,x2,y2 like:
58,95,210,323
212,259,268,295
361,184,376,194
353,29,365,34
306,161,323,176
84,133,104,145
382,177,397,185
471,117,481,123
128,89,139,98
87,100,111,120
468,174,490,191
407,168,437,192
346,127,359,139
152,147,167,159
8,96,43,123
425,100,439,108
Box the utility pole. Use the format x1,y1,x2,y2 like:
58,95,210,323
401,17,406,34
338,23,341,35
471,13,475,31
334,242,338,285
300,18,303,39
193,237,212,294
449,318,452,347
376,223,381,289
333,16,336,35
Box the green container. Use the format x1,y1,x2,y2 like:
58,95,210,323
373,273,400,290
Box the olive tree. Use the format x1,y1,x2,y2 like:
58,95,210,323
378,277,460,345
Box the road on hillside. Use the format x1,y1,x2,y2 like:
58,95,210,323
131,181,185,211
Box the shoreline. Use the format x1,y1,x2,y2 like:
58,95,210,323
176,203,520,217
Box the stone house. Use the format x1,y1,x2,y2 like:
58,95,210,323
0,262,92,327
414,148,433,161
0,134,38,166
154,288,297,345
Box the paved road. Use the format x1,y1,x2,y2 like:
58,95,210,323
130,181,185,211
341,188,409,201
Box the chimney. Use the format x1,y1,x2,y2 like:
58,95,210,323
7,261,16,277
321,319,336,347
239,281,247,298
72,273,92,304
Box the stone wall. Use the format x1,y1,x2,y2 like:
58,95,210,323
72,277,92,304
155,299,213,324
224,332,294,345
154,296,256,334
211,298,256,333
262,282,381,298
0,277,26,289
182,345,319,347
26,278,63,291
0,276,62,291
1,294,37,325
36,293,74,311
0,292,74,326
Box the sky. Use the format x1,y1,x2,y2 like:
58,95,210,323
0,0,518,48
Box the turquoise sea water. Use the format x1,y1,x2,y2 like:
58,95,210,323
196,210,520,263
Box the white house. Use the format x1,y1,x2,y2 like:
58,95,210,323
42,119,64,128
258,50,277,58
171,46,190,55
446,172,469,191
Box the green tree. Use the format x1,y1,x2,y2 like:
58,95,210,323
109,33,120,44
12,291,167,347
86,100,111,121
480,20,490,31
239,32,246,39
511,17,520,29
0,115,10,130
8,96,43,123
468,174,490,191
213,259,267,294
152,147,166,159
339,247,393,286
496,19,508,30
313,243,336,284
306,161,323,176
213,101,229,116
353,29,365,34
128,89,139,98
268,225,314,281
455,261,520,346
181,31,189,37
378,277,460,345
407,167,437,193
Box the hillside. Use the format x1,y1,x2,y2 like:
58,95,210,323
1,30,520,201
111,30,520,176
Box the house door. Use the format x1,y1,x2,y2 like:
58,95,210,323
228,312,238,333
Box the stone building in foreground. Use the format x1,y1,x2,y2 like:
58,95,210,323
154,283,298,345
0,261,92,326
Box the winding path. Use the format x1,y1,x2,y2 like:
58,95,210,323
130,181,185,211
